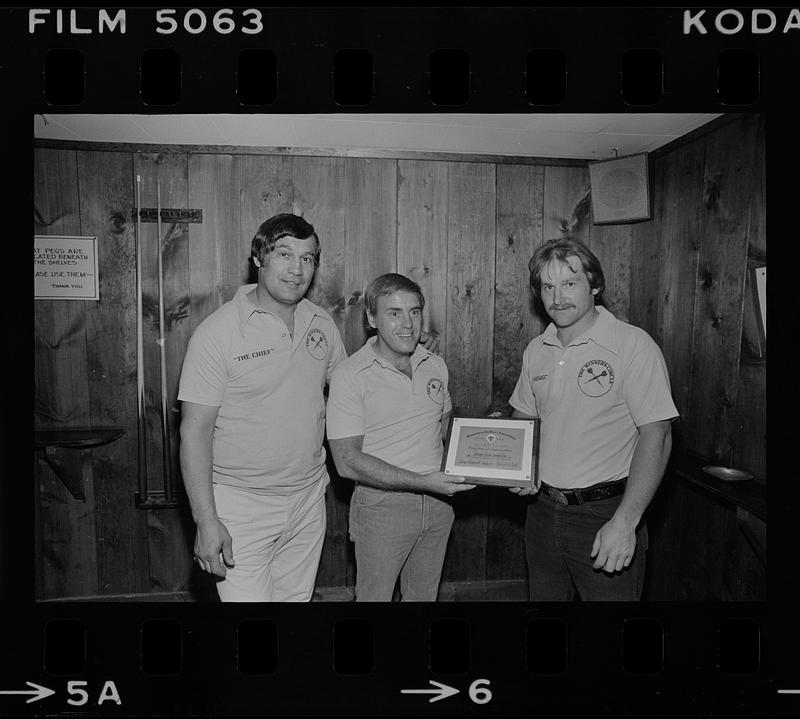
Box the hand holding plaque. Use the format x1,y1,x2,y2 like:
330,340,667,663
441,417,540,488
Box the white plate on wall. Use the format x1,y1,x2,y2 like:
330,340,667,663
702,465,754,482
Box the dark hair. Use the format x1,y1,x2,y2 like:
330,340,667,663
528,238,605,300
250,213,319,268
365,273,425,317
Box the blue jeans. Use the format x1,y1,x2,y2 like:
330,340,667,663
524,490,648,601
349,484,455,601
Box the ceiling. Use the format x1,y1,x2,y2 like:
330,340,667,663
33,113,722,160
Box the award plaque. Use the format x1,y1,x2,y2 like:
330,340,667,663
441,416,540,488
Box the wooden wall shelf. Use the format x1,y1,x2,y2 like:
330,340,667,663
35,427,125,501
670,450,766,521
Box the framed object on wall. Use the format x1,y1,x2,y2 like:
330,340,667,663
589,152,651,224
34,235,99,300
742,257,766,361
751,263,766,342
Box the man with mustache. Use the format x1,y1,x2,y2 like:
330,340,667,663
177,213,346,601
326,273,475,601
509,238,678,601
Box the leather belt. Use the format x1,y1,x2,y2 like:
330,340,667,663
539,478,627,506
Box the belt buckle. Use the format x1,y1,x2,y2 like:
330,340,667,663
594,486,610,500
553,489,569,506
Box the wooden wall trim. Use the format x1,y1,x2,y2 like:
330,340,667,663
650,113,748,159
33,138,589,167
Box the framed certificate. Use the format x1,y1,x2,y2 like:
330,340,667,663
441,416,540,488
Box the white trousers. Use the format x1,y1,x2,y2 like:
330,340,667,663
212,479,327,602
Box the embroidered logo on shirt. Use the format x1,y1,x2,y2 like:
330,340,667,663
305,328,328,360
531,374,548,383
577,359,615,397
426,377,444,403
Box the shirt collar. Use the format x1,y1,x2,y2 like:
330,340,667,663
233,284,318,336
540,305,619,354
356,335,432,372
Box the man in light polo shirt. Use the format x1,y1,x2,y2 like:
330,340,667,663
509,238,678,601
178,213,347,602
326,273,476,601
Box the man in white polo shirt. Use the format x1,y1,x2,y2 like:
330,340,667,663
178,213,347,602
326,273,475,601
509,238,678,601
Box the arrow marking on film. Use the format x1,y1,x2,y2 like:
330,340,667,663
0,682,56,704
401,680,459,703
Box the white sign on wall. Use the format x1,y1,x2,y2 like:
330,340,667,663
34,235,99,300
754,266,766,339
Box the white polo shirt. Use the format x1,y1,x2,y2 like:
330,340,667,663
509,306,678,490
178,284,347,494
326,337,452,474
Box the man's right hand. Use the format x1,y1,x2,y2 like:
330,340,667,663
509,483,540,497
194,519,235,578
425,471,477,497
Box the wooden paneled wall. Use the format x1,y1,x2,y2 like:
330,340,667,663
629,114,766,481
629,114,766,601
35,146,632,598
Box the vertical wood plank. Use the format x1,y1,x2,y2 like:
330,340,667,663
34,149,91,429
78,150,150,595
687,116,754,463
655,141,705,422
732,115,766,479
397,160,449,355
343,158,397,355
589,223,632,322
627,195,661,338
492,164,545,413
542,165,592,245
187,155,231,334
292,156,347,325
487,163,544,583
727,509,766,600
441,162,496,584
198,155,243,301
445,162,496,417
239,154,295,286
292,156,352,589
34,148,97,599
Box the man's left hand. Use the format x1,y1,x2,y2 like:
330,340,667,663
590,516,637,573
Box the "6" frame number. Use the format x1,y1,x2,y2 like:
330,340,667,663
155,9,263,35
468,678,492,705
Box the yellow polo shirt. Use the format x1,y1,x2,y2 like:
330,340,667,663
178,284,347,494
509,306,678,489
326,337,452,474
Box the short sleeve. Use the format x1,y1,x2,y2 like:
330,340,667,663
622,337,679,426
326,363,366,440
508,343,539,417
326,323,349,385
441,359,453,415
177,323,227,407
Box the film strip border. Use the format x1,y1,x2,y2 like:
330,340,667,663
4,5,798,717
7,7,797,111
1,603,784,715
